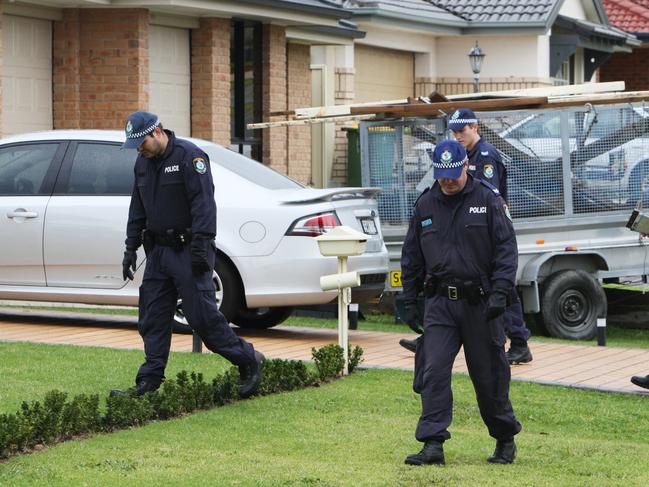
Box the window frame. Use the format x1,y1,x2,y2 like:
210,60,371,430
53,141,135,196
230,19,263,162
0,141,67,196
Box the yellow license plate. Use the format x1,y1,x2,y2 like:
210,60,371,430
390,270,402,288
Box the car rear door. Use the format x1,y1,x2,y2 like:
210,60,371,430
43,141,138,288
0,141,66,286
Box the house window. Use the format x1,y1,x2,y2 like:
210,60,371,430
231,21,262,161
554,55,574,86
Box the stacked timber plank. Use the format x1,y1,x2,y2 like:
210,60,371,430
247,81,649,129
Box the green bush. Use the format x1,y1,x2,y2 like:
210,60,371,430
102,393,156,431
348,345,364,373
311,344,365,380
312,344,345,380
60,394,100,437
0,344,364,459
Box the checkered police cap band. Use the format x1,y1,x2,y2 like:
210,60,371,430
126,119,160,139
432,155,468,169
448,118,477,126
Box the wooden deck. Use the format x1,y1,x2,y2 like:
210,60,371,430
1,308,648,395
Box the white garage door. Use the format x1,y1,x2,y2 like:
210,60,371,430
2,15,52,136
355,45,414,104
149,25,191,136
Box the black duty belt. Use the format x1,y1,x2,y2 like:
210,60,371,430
425,278,486,302
145,229,192,249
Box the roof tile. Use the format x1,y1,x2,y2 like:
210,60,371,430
603,0,649,32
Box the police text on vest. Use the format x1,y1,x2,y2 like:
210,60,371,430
469,206,487,214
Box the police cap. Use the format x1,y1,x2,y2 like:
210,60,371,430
447,108,478,132
122,111,160,149
432,139,467,179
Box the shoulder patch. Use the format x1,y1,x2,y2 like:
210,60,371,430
478,178,500,196
193,157,207,174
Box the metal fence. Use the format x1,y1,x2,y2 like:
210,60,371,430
360,102,649,226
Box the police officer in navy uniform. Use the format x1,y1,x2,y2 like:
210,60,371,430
112,111,264,398
399,108,533,365
402,140,521,465
448,108,532,364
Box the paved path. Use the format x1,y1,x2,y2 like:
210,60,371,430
0,308,648,395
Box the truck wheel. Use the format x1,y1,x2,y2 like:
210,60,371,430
540,270,606,340
232,306,294,329
174,255,243,329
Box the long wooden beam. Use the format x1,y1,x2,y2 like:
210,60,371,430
350,96,548,116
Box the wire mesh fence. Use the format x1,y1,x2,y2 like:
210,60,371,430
361,102,649,226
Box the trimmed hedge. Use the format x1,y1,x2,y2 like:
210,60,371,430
0,343,363,459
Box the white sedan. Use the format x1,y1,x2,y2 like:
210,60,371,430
0,130,388,328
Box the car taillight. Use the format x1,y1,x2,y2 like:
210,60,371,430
286,211,340,236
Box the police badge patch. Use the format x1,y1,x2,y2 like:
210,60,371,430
483,164,494,178
193,157,207,174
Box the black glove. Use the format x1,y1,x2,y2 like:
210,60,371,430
190,238,211,276
122,249,137,281
403,299,423,334
486,289,508,320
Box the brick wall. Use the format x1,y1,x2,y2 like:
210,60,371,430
191,18,230,147
0,6,4,135
600,48,649,91
287,43,311,184
414,76,552,97
53,9,149,130
262,24,287,172
53,10,81,129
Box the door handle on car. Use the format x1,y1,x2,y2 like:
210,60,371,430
7,209,38,219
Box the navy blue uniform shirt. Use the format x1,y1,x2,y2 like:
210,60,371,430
400,175,517,300
467,138,508,202
125,130,216,249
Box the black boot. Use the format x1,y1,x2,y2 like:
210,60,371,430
404,440,445,465
631,374,649,389
110,380,159,397
488,438,516,464
239,350,265,398
506,341,533,364
399,338,418,353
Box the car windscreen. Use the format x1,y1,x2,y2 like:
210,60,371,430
200,145,304,190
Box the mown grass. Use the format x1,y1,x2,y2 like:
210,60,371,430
0,342,648,486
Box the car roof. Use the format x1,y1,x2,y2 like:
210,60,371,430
0,129,226,153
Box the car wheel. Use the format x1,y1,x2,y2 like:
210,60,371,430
174,255,244,328
628,159,649,205
540,270,606,340
232,306,294,329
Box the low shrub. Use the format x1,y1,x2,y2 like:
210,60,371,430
0,343,363,459
312,344,365,380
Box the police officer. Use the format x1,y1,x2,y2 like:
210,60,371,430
399,109,533,365
402,140,521,465
112,111,264,398
448,108,532,364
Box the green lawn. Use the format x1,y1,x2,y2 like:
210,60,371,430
0,342,648,486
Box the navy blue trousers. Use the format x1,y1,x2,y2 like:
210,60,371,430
135,243,255,386
503,296,531,342
414,295,521,442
